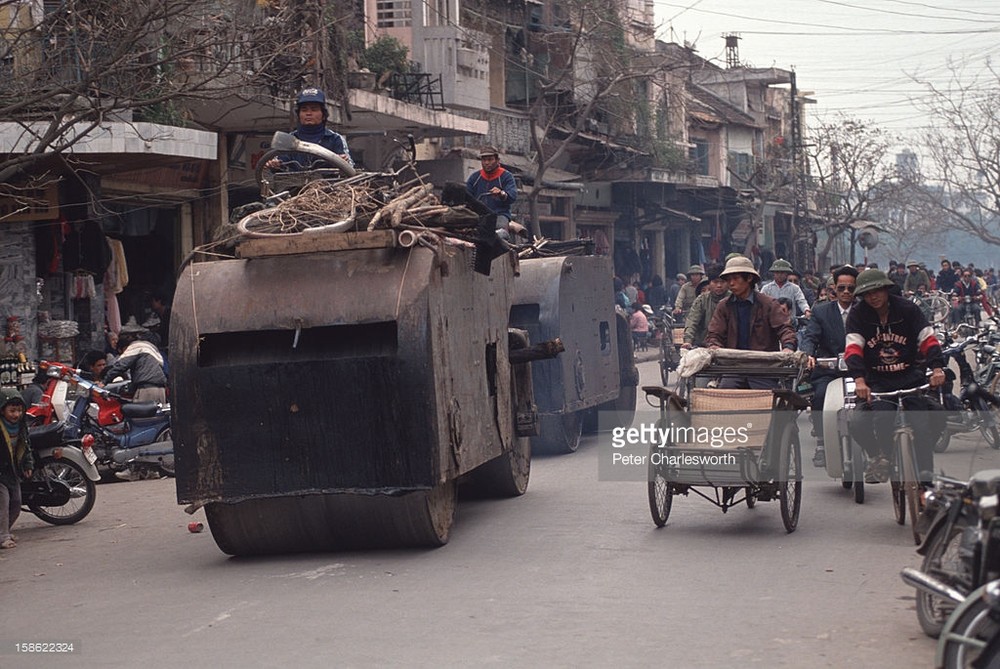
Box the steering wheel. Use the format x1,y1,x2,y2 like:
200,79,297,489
254,147,357,191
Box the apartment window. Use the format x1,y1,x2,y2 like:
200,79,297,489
690,138,710,175
377,0,412,28
425,0,451,27
728,152,753,181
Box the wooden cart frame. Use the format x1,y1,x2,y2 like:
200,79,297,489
642,349,809,533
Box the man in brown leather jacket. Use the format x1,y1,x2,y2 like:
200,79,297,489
704,256,797,388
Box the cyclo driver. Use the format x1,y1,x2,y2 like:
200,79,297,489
844,269,946,487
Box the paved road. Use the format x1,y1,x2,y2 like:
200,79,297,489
4,358,997,668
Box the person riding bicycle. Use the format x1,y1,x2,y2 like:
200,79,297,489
673,265,705,316
845,269,946,486
903,260,930,295
760,259,811,320
465,146,517,231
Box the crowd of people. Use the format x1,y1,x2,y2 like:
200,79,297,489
616,253,997,502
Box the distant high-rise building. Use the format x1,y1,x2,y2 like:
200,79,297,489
896,149,919,178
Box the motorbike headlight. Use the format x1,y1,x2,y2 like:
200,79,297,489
980,494,999,521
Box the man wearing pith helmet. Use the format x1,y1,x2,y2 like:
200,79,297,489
673,264,705,315
903,260,930,295
761,258,811,319
704,255,797,388
844,269,946,487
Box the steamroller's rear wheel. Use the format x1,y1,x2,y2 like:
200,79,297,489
470,435,531,497
204,481,458,556
534,411,584,454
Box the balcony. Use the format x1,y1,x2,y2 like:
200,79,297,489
411,25,490,112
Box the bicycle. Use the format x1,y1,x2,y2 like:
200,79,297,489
909,291,951,326
868,383,932,545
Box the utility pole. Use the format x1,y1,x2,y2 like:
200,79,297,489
789,69,801,269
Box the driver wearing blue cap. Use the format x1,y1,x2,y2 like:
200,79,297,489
266,88,353,170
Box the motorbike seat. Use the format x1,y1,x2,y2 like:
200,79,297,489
969,469,1000,498
121,402,161,419
28,420,66,450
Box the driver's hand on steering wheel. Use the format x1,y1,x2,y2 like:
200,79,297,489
807,356,816,370
265,157,281,170
929,367,946,388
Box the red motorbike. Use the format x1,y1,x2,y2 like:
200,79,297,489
41,363,173,478
25,360,75,427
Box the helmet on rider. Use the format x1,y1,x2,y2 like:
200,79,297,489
853,269,896,297
769,259,794,274
295,88,328,121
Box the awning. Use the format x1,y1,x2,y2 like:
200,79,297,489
500,154,584,190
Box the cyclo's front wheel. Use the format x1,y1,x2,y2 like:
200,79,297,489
898,428,922,545
777,422,802,533
647,438,672,528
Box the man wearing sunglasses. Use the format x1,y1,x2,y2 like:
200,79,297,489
801,265,859,467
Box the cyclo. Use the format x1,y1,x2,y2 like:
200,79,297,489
642,348,809,532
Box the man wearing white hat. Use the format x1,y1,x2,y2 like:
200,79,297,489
704,256,797,388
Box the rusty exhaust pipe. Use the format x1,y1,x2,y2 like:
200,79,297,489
397,229,419,248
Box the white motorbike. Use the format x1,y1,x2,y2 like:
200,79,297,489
21,420,101,525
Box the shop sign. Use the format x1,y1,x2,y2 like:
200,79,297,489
0,184,59,222
114,161,210,189
228,134,273,181
731,218,752,243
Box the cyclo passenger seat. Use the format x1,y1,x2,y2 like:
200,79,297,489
969,469,1000,499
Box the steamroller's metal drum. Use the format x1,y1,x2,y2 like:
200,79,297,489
171,238,526,554
512,255,636,453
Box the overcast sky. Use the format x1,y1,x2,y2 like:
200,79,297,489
654,0,1000,152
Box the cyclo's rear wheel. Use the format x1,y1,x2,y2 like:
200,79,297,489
778,422,802,533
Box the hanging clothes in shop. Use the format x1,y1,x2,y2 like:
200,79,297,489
70,272,97,299
103,237,129,335
34,218,65,278
61,220,110,283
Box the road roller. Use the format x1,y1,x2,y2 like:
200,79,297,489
170,227,537,555
511,254,638,453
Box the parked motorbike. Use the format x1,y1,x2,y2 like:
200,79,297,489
901,471,1000,638
936,336,1000,452
46,365,174,479
21,419,100,525
24,360,74,427
933,580,1000,668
